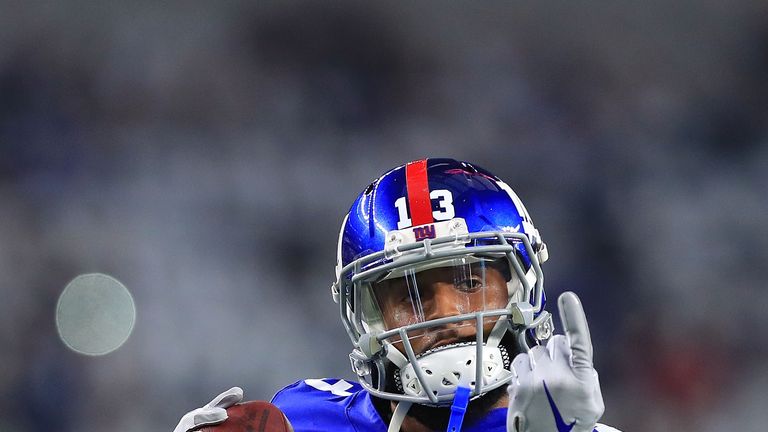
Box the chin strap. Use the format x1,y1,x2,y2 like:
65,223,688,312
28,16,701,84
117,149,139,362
446,383,471,432
388,401,412,432
387,387,472,432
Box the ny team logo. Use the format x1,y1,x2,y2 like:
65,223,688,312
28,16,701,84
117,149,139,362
412,224,436,241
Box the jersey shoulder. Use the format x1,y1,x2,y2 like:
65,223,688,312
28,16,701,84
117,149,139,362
271,378,366,432
595,423,622,432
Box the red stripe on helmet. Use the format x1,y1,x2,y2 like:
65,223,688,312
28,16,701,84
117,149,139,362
405,159,433,226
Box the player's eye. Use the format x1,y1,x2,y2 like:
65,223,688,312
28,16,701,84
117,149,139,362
455,277,483,293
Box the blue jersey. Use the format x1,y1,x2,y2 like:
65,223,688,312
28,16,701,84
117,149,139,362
271,378,619,432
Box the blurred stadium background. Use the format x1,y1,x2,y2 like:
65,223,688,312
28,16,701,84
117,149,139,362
1,1,767,431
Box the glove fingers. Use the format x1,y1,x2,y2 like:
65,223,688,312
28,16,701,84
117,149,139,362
193,407,228,427
558,292,594,371
511,351,533,377
547,334,571,364
206,387,244,409
530,345,550,364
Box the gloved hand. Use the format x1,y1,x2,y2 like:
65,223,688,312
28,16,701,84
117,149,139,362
173,387,243,432
507,292,604,432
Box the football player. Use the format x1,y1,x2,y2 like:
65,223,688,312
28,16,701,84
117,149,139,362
175,158,620,432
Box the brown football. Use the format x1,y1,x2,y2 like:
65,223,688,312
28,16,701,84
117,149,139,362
197,400,293,432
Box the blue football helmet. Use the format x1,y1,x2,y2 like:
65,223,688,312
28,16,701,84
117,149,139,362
331,158,551,414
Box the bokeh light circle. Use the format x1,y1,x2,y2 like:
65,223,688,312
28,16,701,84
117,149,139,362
56,273,136,356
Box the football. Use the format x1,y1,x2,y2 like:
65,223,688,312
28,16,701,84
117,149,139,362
197,401,293,432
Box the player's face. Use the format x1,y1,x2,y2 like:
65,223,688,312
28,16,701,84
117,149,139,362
371,259,510,356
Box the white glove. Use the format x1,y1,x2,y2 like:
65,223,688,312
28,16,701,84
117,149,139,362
507,292,604,432
173,387,243,432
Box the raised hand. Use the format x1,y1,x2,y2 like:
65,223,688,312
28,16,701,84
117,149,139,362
507,292,605,432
